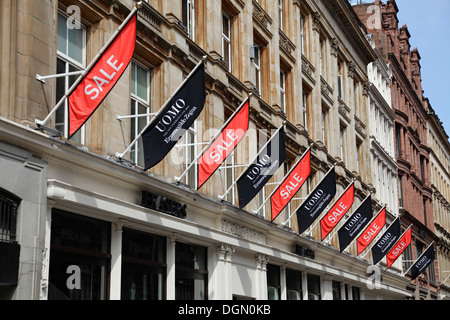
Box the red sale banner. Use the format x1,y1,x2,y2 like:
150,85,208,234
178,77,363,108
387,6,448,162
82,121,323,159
197,100,249,189
386,227,412,268
270,149,311,221
357,207,386,255
68,13,137,138
320,183,355,241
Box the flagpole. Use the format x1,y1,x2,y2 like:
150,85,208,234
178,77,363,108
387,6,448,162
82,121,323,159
324,192,372,245
384,224,412,267
341,202,386,254
360,214,395,260
115,56,207,160
35,2,142,128
402,241,434,277
253,145,312,216
307,179,356,237
174,95,251,184
219,121,286,201
283,164,336,227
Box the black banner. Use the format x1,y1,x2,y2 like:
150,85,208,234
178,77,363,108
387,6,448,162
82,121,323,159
410,244,435,280
296,167,336,235
142,62,205,170
371,218,401,265
237,128,286,209
338,195,373,252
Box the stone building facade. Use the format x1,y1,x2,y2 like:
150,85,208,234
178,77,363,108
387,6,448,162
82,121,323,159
425,99,450,300
0,0,415,300
365,34,399,239
353,0,439,299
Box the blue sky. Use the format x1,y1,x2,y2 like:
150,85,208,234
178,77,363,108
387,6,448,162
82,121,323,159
394,0,450,137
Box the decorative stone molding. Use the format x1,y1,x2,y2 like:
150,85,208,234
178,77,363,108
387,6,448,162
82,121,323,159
312,12,321,32
221,220,266,244
255,253,269,271
138,2,163,32
252,0,271,29
279,31,296,56
348,61,356,78
216,244,236,262
331,38,340,57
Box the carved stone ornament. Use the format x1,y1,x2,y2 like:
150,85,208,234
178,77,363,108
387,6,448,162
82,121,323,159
221,220,266,244
217,244,236,261
255,253,269,270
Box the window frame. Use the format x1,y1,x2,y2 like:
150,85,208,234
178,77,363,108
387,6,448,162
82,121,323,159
222,12,232,72
0,189,21,244
252,45,262,95
280,70,286,114
56,10,87,143
182,0,196,41
130,60,152,168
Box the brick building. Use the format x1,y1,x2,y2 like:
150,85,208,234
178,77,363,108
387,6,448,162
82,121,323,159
353,0,439,299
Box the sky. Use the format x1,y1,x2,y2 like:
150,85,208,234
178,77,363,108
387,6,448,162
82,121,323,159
350,0,450,138
395,0,450,137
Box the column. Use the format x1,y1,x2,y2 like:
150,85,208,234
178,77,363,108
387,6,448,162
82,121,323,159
109,222,123,300
321,275,333,300
302,272,308,300
166,235,177,300
214,244,236,300
280,265,287,300
39,202,54,300
255,253,269,300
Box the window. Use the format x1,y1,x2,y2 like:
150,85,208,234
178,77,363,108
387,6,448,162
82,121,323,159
0,189,20,244
302,90,309,131
398,176,404,208
423,200,428,227
339,124,346,163
252,45,261,94
300,15,305,55
257,129,267,216
307,274,321,300
420,156,425,183
224,151,236,203
286,269,303,300
321,108,328,146
182,0,195,40
222,12,232,71
175,242,207,300
352,287,360,300
332,281,342,300
267,264,280,300
48,210,111,300
396,125,402,158
403,235,413,273
338,61,344,99
56,11,86,143
278,0,284,31
121,229,166,300
356,139,362,174
130,62,151,168
184,123,198,188
280,70,286,114
320,38,326,77
428,257,436,284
